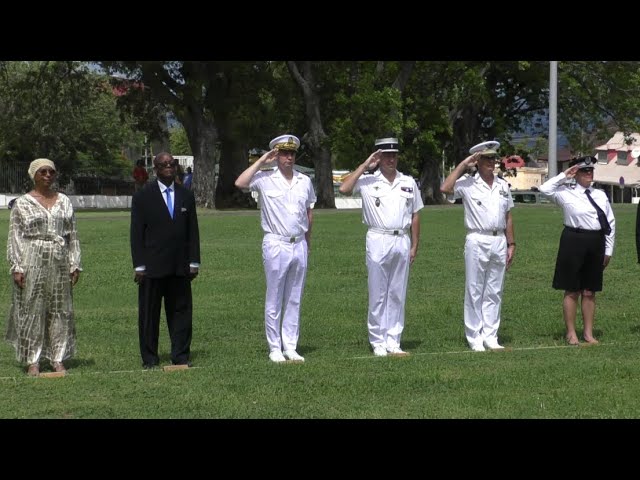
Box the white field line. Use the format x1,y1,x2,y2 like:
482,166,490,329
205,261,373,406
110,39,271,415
0,341,633,380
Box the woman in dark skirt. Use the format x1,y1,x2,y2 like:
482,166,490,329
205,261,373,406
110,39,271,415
539,156,615,345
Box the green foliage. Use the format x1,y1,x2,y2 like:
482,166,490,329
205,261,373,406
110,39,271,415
0,61,142,181
91,61,640,206
169,125,192,155
557,62,640,151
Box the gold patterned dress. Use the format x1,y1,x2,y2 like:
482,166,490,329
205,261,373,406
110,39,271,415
6,193,81,364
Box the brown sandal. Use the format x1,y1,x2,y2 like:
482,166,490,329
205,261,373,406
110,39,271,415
27,364,40,377
52,362,66,373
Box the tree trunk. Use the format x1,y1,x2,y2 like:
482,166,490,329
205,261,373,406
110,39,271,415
305,135,333,208
287,61,335,209
215,135,254,208
419,156,444,204
184,117,218,209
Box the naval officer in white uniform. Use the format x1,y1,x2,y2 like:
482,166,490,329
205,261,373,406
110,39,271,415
235,134,316,363
339,137,423,357
440,141,516,352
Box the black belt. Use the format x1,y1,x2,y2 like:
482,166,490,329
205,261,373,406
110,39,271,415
564,226,602,234
467,229,503,236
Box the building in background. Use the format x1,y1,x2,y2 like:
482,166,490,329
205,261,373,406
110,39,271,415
593,131,640,203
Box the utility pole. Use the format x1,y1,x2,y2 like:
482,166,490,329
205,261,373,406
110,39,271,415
548,61,558,177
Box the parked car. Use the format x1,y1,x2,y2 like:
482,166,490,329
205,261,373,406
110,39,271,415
512,190,550,204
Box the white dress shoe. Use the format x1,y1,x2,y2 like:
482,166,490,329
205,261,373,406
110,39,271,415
373,345,388,357
470,343,486,352
283,350,305,362
269,350,286,362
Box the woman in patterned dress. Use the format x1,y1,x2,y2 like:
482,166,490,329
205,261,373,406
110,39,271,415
6,158,82,376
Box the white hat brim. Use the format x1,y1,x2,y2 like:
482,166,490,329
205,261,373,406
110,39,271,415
469,141,500,155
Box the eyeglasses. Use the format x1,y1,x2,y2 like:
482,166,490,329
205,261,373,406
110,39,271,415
155,161,177,169
38,169,56,175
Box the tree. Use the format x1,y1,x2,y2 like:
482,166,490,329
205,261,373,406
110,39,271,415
0,61,141,185
102,61,291,209
169,125,192,155
287,61,335,208
101,61,219,208
99,60,640,209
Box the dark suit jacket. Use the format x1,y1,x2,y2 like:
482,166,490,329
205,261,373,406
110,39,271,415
130,181,200,278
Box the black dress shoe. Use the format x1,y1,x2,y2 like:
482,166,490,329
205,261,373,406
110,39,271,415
143,363,160,370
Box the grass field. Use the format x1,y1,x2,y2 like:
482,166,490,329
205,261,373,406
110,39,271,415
0,203,639,419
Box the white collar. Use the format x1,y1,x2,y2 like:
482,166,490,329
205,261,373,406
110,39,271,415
157,180,175,192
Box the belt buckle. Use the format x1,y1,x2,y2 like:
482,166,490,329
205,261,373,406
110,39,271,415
289,236,296,243
393,230,399,235
492,230,497,236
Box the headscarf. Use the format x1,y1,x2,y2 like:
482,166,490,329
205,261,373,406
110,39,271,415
28,158,56,180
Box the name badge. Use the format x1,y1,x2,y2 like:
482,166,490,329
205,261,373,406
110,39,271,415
401,187,413,193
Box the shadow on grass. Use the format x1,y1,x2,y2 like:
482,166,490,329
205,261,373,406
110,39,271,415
402,340,423,351
296,345,317,356
66,358,96,369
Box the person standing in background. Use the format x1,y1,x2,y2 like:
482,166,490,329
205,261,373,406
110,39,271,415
133,159,149,191
183,167,193,190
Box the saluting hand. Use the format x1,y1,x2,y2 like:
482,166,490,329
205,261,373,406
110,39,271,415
364,149,383,170
258,148,279,166
564,165,580,179
462,153,479,169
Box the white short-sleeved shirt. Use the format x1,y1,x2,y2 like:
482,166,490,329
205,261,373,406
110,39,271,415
454,173,514,231
539,172,616,255
250,168,316,236
354,170,424,230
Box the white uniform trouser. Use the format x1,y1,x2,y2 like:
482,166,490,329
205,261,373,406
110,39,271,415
366,231,411,349
262,235,308,352
463,233,507,347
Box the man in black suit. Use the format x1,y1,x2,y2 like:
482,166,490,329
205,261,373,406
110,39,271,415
130,153,201,369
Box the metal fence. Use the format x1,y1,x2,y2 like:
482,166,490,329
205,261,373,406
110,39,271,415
0,160,30,194
0,160,135,195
